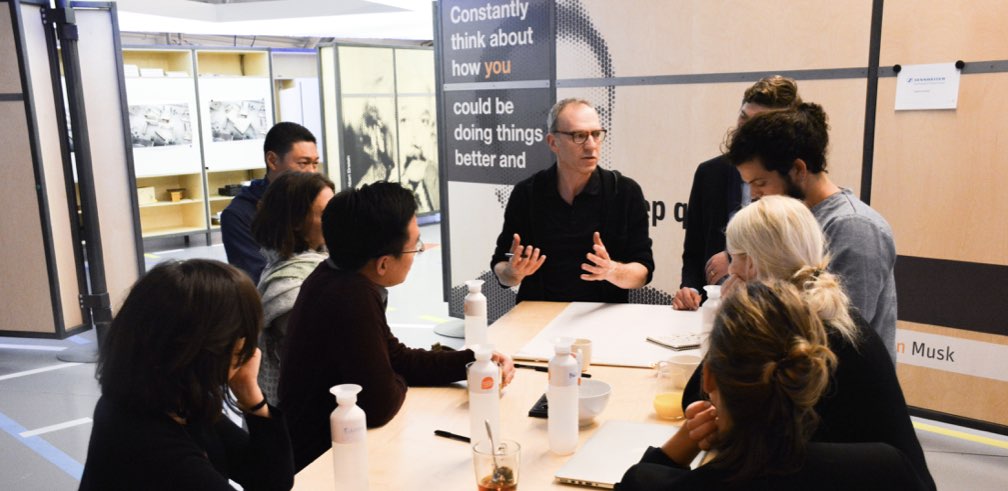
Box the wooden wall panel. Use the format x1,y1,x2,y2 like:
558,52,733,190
0,4,20,92
0,102,56,333
872,73,1008,264
563,0,872,77
880,0,1008,65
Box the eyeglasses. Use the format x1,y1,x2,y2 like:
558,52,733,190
553,129,607,145
402,238,425,255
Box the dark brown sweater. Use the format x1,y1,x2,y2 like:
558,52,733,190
278,264,473,470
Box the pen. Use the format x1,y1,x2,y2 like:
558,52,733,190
504,253,529,258
434,429,471,443
514,363,592,378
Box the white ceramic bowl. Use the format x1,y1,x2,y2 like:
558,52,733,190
578,379,612,425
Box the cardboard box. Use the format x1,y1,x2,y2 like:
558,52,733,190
167,188,185,202
137,186,156,205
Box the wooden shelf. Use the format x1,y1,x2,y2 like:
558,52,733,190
138,198,203,208
124,47,273,241
141,225,207,239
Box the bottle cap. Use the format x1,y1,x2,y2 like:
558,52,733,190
473,345,494,360
330,384,363,405
465,279,484,292
703,285,722,299
554,337,573,354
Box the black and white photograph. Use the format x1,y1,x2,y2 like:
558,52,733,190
397,96,439,213
128,103,193,148
342,97,398,189
207,98,268,142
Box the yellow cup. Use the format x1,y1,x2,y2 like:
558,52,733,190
653,391,684,420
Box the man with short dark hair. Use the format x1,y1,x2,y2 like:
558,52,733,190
673,75,802,310
491,98,654,303
279,182,515,470
221,122,319,283
726,102,898,359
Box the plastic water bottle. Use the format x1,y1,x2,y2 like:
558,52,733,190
701,285,722,355
701,285,722,334
468,345,501,446
330,384,369,491
464,280,487,348
548,338,579,455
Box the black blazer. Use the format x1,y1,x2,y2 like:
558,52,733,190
680,155,742,294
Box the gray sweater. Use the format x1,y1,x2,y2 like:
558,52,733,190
812,188,898,359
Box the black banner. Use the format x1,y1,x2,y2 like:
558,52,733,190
439,0,554,184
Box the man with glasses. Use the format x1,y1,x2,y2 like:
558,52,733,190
280,182,515,470
222,122,320,283
491,98,654,303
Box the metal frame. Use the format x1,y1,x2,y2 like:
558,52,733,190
314,45,330,178
433,0,451,302
77,1,147,274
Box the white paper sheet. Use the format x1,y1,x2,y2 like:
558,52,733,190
515,302,703,368
895,62,961,110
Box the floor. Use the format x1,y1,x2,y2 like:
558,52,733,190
1,223,1006,490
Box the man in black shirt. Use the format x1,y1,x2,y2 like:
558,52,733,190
490,98,654,303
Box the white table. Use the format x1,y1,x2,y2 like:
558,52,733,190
294,301,696,490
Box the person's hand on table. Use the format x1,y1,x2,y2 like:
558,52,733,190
683,400,719,450
492,352,516,388
505,233,546,281
704,251,730,285
672,287,702,311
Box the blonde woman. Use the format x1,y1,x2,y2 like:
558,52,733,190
681,195,934,489
618,281,927,489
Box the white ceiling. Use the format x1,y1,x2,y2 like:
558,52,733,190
112,0,435,40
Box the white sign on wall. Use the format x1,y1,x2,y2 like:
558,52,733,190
894,62,961,111
896,328,1008,382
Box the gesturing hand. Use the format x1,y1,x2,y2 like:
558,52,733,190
506,233,546,280
580,231,617,282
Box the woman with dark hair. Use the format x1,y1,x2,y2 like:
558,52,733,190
617,281,928,490
251,171,335,403
79,259,294,490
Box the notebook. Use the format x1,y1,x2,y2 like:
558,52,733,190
554,420,680,489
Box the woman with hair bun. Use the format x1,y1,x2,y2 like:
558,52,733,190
681,195,934,489
617,281,928,490
80,259,294,490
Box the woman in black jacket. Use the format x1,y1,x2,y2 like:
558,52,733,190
80,259,294,490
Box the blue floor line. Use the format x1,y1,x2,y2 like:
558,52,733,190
0,411,83,480
68,335,91,345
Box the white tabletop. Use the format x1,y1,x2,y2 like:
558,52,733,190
293,301,697,490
